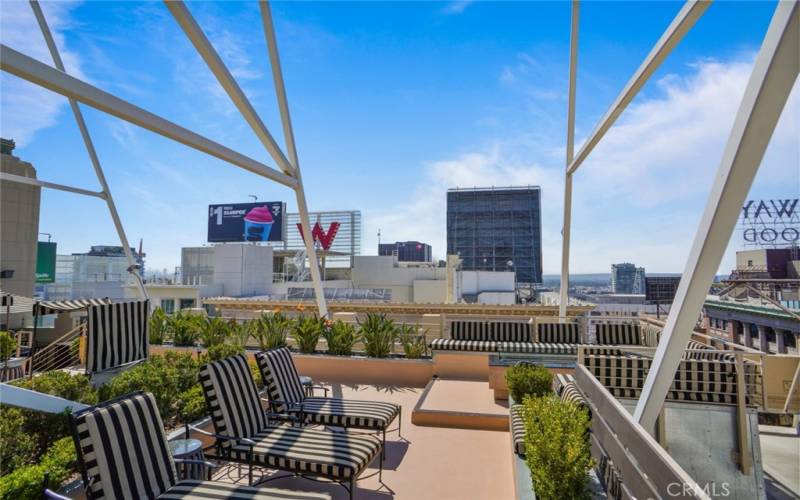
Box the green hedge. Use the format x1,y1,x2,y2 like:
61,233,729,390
0,437,76,500
521,395,594,500
505,363,553,403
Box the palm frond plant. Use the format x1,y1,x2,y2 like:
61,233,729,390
252,312,291,351
227,318,251,348
168,311,200,347
293,315,324,354
322,320,361,356
149,307,167,345
198,316,229,348
359,313,397,358
399,323,428,359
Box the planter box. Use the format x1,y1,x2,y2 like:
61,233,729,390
293,353,433,387
148,344,434,387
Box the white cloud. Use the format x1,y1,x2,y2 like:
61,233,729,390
442,1,473,16
365,57,799,274
0,1,84,147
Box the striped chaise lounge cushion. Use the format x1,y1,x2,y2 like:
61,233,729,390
595,323,642,345
430,339,498,352
431,320,531,352
70,391,330,500
498,342,578,355
584,354,755,405
199,355,382,481
553,373,576,395
683,340,737,362
537,322,581,344
509,404,526,455
256,348,400,430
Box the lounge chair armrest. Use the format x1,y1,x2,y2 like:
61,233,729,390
187,424,256,446
174,458,219,470
265,411,301,423
311,385,329,396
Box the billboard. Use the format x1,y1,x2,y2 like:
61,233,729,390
36,241,57,283
644,276,681,304
740,199,799,248
208,202,285,242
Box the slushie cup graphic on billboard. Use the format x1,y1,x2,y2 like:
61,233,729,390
243,206,274,241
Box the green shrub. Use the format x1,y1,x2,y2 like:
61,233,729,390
149,307,167,345
398,324,427,359
99,352,201,425
176,385,207,423
0,437,76,500
505,363,553,403
522,395,593,500
252,312,291,351
0,331,15,362
198,316,229,348
9,372,98,460
322,321,360,356
204,343,245,362
293,315,323,354
0,407,37,473
359,313,397,358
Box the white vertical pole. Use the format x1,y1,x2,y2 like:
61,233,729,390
635,0,799,429
260,1,329,318
29,0,147,300
559,0,580,319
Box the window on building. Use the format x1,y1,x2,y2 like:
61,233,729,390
179,299,196,310
161,299,175,314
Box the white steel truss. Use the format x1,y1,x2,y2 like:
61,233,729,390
1,0,330,316
560,0,799,430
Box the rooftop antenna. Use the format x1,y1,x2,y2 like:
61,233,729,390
248,194,258,202
377,228,381,247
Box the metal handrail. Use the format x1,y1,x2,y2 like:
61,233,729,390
29,323,86,376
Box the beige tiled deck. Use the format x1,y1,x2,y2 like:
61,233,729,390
211,383,514,499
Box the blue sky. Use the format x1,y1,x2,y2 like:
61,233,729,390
1,1,797,274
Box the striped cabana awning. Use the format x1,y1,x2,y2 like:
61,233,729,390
34,298,111,316
1,294,13,307
87,300,150,373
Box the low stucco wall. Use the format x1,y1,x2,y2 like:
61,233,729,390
432,352,490,379
293,353,433,387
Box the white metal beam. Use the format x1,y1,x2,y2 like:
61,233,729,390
0,44,297,189
261,0,329,318
566,0,710,176
559,0,580,319
0,383,88,413
0,172,105,199
30,0,148,300
635,0,799,429
164,1,296,177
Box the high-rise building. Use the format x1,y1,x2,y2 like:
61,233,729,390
378,241,432,262
282,210,361,268
611,263,646,294
446,186,543,285
41,246,145,300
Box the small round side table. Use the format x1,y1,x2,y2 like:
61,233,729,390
299,375,314,397
169,438,205,480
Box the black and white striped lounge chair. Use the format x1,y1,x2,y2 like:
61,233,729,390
255,348,401,455
69,391,331,500
198,355,382,499
509,404,526,456
595,323,642,346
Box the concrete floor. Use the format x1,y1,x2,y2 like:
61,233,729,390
211,383,515,500
759,425,800,497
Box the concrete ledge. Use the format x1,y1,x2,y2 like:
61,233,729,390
411,377,509,431
432,352,490,379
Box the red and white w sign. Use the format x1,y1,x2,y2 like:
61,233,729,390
296,221,340,250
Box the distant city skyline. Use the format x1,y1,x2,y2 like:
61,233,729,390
1,1,796,273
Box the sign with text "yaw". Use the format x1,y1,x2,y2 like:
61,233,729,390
740,199,799,248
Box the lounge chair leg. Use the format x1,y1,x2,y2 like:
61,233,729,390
350,478,354,500
398,408,402,438
382,428,386,460
379,448,384,483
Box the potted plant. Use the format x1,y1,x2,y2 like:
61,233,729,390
322,320,361,356
252,312,291,351
293,315,323,354
359,313,397,358
505,362,553,403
